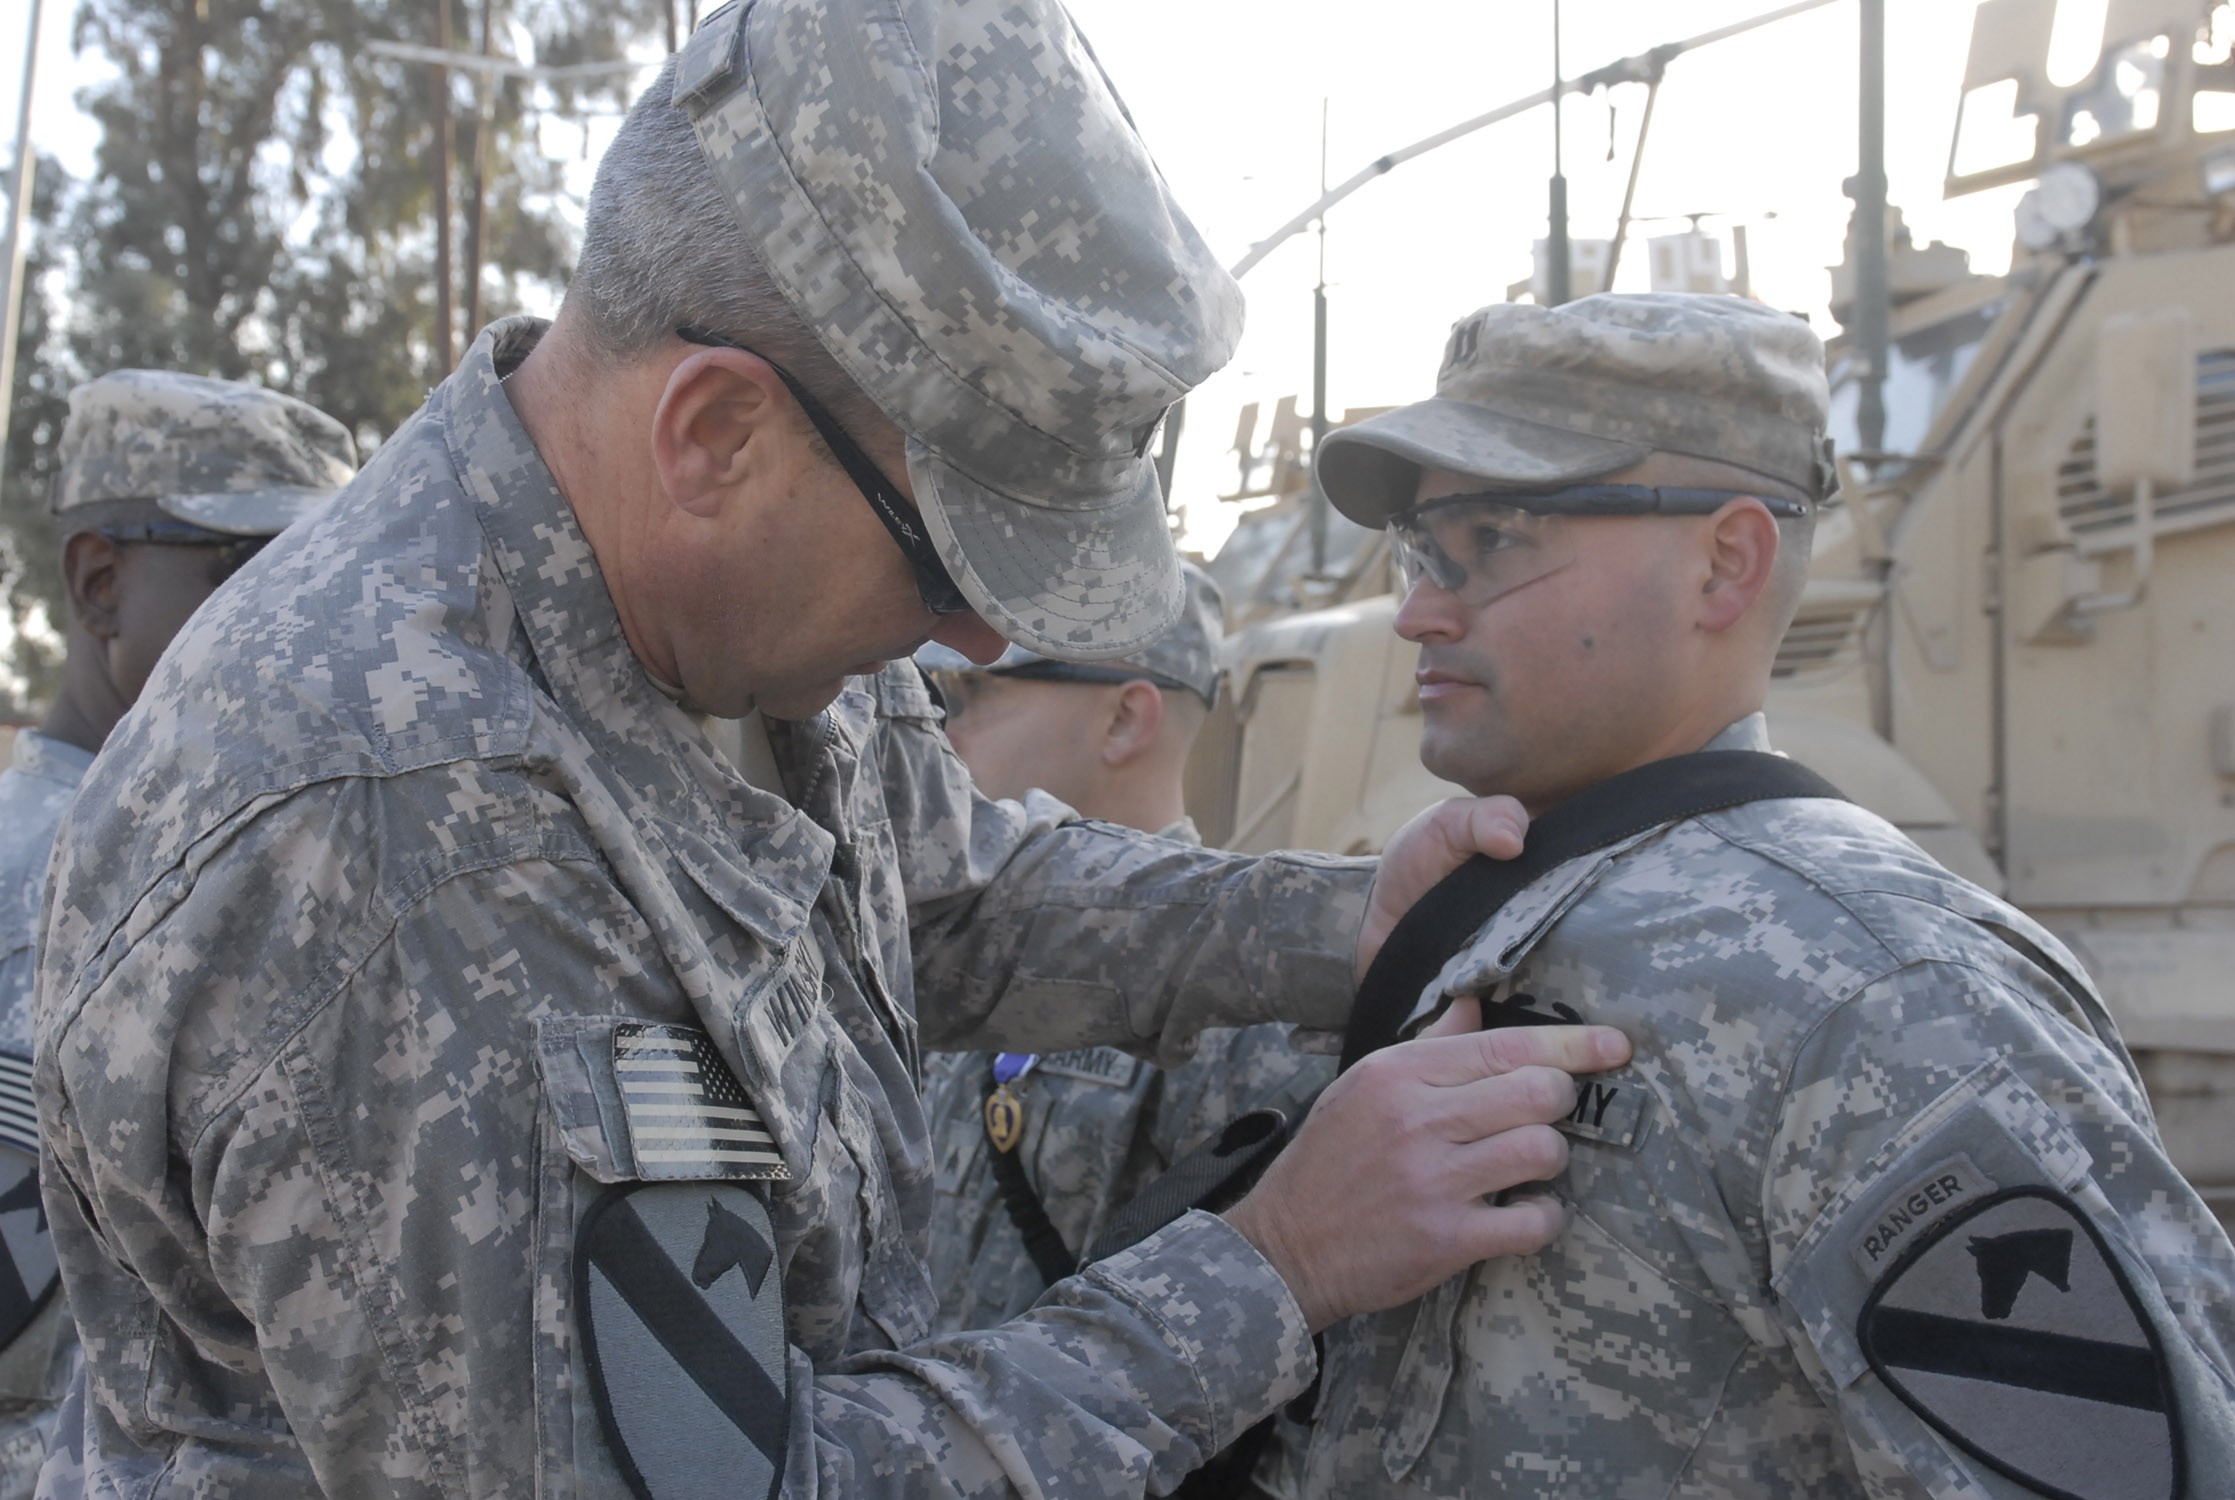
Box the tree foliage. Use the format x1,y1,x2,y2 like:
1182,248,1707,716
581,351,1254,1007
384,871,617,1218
0,0,670,706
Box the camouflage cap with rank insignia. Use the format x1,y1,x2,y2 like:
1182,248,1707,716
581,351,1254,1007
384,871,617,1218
52,369,357,537
1317,292,1836,529
669,0,1243,663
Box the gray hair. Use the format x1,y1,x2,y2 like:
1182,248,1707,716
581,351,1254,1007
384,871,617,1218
570,58,886,441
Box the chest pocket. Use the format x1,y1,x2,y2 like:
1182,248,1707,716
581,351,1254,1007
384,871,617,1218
1355,1078,1756,1490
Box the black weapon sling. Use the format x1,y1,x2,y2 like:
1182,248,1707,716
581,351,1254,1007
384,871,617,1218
1103,751,1847,1500
1091,750,1849,1266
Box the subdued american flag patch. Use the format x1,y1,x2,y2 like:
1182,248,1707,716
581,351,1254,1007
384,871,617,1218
0,1048,36,1157
613,1024,790,1182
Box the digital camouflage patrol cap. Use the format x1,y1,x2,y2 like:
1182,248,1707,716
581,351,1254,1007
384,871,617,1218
52,369,357,537
916,559,1225,707
1316,292,1835,528
670,0,1243,662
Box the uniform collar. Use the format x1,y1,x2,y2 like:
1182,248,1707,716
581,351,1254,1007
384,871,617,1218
1407,712,1779,1029
9,730,95,790
440,318,836,939
1703,712,1772,754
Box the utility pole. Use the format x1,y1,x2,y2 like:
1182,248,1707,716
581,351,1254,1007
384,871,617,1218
431,0,458,375
462,0,495,344
1546,0,1571,306
1852,0,1889,455
665,0,680,54
1310,99,1331,574
0,0,44,464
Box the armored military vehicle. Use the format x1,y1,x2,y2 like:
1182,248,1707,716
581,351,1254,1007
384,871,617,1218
1190,0,2235,1222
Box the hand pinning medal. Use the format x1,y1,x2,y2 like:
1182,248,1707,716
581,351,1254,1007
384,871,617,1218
984,1053,1037,1154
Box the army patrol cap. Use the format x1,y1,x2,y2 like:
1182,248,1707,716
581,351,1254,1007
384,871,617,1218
52,369,357,537
1317,293,1835,528
917,560,1225,707
670,0,1243,662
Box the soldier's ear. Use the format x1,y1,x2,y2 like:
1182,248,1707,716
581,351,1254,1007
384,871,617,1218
1695,497,1780,634
650,347,789,519
1101,680,1165,767
60,531,125,640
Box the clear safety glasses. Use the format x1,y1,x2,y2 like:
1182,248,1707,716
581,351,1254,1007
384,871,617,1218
1387,484,1808,608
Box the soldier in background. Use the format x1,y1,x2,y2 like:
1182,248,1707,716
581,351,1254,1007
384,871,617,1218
916,561,1332,1496
29,4,1624,1494
1289,290,2235,1498
0,371,351,1498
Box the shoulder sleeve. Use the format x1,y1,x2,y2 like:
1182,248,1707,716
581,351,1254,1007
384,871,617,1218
44,786,1322,1497
1762,959,2235,1500
869,667,1377,1061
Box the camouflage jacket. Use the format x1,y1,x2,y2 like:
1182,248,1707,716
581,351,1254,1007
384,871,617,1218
32,319,1370,1499
923,819,1335,1500
922,818,1336,1330
1300,716,2235,1500
0,733,88,1495
0,732,89,1061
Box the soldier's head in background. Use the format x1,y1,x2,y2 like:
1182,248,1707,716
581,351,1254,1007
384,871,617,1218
43,370,355,753
1315,293,1833,813
506,4,1241,722
915,561,1223,833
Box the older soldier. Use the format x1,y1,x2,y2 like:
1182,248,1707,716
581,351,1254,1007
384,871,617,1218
31,4,1624,1497
916,563,1333,1495
1290,291,2235,1498
0,371,351,1497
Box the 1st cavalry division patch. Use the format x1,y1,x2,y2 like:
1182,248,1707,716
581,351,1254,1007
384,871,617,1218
1857,1186,2182,1500
579,1182,790,1500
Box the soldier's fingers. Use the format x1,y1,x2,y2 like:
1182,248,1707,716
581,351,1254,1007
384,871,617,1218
1424,1065,1580,1145
1453,794,1528,862
1396,1022,1630,1088
1454,1191,1571,1261
1446,1118,1571,1196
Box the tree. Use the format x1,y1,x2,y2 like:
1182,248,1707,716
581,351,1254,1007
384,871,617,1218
66,0,661,450
0,0,668,699
1,153,77,717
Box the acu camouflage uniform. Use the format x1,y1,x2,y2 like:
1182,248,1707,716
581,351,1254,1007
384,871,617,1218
0,731,92,1500
1300,716,2235,1499
0,370,352,1500
33,320,1369,1499
1307,295,2235,1499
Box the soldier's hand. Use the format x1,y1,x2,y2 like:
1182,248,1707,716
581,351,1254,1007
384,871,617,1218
1357,797,1529,981
1223,998,1628,1332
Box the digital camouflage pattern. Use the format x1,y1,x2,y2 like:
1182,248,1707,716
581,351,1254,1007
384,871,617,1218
1315,294,1839,527
32,319,1375,1499
51,370,356,537
916,562,1229,706
922,815,1333,1498
0,733,90,1060
1297,716,2235,1499
0,731,92,1500
924,947,1332,1491
679,0,1244,661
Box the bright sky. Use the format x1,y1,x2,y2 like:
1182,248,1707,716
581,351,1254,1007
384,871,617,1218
5,0,2055,557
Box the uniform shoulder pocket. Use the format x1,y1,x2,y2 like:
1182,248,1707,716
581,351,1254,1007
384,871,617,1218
533,1018,793,1185
1773,1057,2196,1500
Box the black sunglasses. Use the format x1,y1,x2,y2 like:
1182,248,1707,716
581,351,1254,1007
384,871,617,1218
675,326,970,616
95,522,270,584
1412,483,1811,520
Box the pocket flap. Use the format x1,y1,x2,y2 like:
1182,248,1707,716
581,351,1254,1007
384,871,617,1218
534,1017,795,1184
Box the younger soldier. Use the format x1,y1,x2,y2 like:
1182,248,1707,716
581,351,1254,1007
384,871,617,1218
916,562,1332,1494
1291,292,2235,1498
0,371,351,1497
